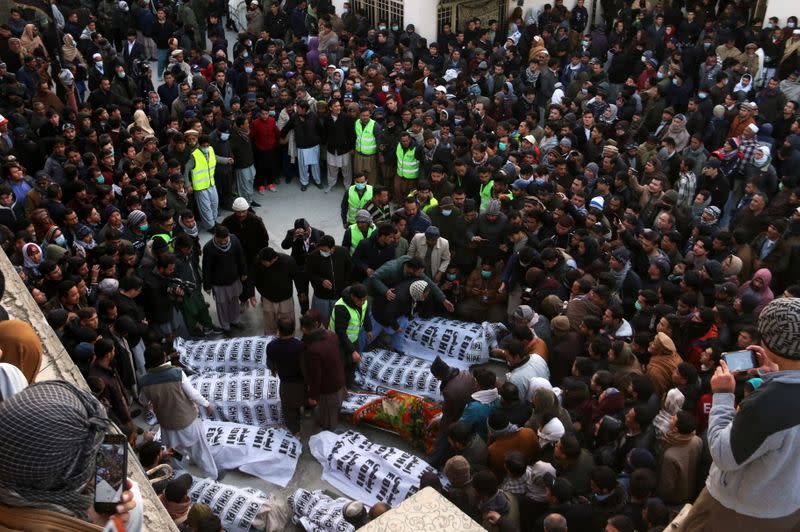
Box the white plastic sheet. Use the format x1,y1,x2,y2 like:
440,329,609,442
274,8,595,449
355,349,442,402
309,430,439,507
401,316,507,368
203,420,301,488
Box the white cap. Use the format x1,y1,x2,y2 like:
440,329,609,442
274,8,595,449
232,197,250,211
92,53,102,60
434,85,447,93
747,123,759,133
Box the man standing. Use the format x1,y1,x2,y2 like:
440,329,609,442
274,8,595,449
250,107,281,194
267,317,305,435
306,235,352,321
407,225,451,282
139,343,218,479
184,134,220,231
329,283,372,387
281,100,323,191
395,132,422,201
252,247,299,335
201,226,247,335
302,313,346,430
353,107,381,185
323,99,356,192
89,338,133,432
342,209,375,256
683,298,800,530
340,172,373,228
222,197,269,304
228,115,259,205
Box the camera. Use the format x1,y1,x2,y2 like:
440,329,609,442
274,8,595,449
167,277,196,296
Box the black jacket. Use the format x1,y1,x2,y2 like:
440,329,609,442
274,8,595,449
280,227,324,269
323,113,356,155
141,269,178,325
281,112,322,148
221,212,269,266
352,232,396,279
227,128,255,169
252,252,299,302
201,235,247,290
305,246,352,300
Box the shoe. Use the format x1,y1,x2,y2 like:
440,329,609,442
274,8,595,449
258,186,266,195
314,181,324,189
285,176,292,184
250,200,262,207
230,322,245,330
222,329,233,337
268,184,277,192
324,187,332,194
301,185,308,191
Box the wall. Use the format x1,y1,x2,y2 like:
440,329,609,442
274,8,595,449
0,250,179,532
406,0,441,44
764,3,795,25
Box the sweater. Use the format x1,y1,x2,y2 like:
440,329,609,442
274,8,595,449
252,253,299,302
201,235,247,289
706,371,800,518
303,328,345,399
488,428,539,480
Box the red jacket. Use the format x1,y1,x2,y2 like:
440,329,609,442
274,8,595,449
250,116,280,151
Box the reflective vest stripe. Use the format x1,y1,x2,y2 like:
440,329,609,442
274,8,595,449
479,180,494,211
355,120,377,155
191,148,217,191
396,144,419,179
348,223,375,255
329,297,368,342
346,185,374,225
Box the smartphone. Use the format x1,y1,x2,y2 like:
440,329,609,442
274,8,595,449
722,350,757,373
94,434,128,514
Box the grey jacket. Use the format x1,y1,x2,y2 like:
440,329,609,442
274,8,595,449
706,371,800,518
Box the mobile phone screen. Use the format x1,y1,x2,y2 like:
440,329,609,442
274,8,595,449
95,442,126,504
723,350,756,373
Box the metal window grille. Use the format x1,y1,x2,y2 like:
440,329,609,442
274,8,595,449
353,0,404,27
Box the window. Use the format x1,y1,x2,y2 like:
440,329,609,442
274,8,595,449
353,0,404,27
437,3,453,32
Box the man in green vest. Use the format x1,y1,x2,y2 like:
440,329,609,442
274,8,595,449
477,165,495,212
394,131,421,204
342,209,375,256
183,134,219,231
353,107,381,185
329,283,372,387
340,172,373,228
151,210,176,253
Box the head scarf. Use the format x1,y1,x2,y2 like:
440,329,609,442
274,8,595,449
537,417,565,446
22,243,43,274
61,34,81,63
0,320,43,384
0,381,109,519
20,24,44,56
739,268,774,313
652,332,677,357
0,363,27,401
130,109,154,136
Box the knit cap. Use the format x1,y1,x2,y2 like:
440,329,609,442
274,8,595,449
758,298,800,359
409,280,428,301
127,210,146,228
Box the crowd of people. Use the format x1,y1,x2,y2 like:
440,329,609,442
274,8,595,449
0,0,798,530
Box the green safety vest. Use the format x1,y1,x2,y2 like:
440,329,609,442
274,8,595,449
348,223,375,255
346,185,374,225
191,148,216,191
329,297,368,342
479,180,494,211
152,232,174,252
355,119,377,155
396,144,419,180
408,190,439,213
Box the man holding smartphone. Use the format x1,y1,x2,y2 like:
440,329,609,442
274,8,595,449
683,297,800,530
139,344,218,480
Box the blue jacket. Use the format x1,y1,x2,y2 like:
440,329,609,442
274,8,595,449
459,390,500,441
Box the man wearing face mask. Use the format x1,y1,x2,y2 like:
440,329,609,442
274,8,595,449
183,134,220,231
209,123,236,212
341,172,373,228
